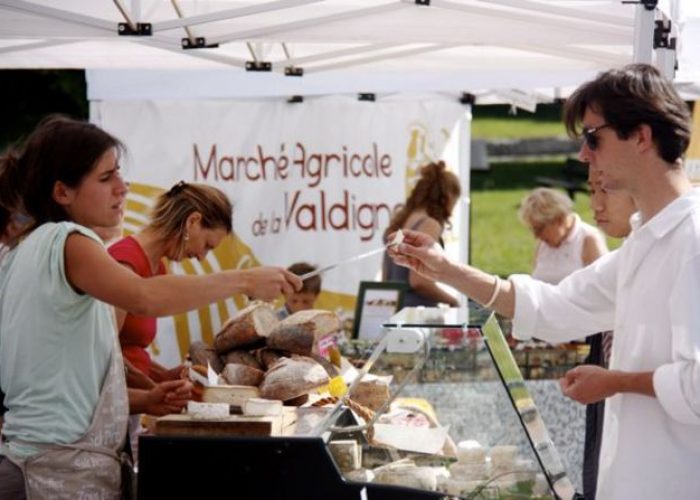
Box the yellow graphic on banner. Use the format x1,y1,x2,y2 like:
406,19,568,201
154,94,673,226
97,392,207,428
123,182,355,362
404,122,452,197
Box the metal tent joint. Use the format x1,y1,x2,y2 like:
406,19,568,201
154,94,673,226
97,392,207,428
118,23,152,36
358,93,376,102
654,20,672,49
287,95,304,103
246,61,272,71
181,37,219,49
460,92,476,105
621,0,657,11
415,0,431,5
285,66,304,77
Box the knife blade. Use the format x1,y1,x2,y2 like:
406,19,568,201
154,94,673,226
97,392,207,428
298,246,387,281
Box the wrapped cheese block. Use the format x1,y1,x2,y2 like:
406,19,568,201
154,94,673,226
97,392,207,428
187,401,229,420
243,398,283,417
259,355,329,401
189,341,224,373
266,309,340,355
373,465,438,491
328,440,361,472
456,440,486,464
214,302,277,353
221,350,262,370
219,363,265,387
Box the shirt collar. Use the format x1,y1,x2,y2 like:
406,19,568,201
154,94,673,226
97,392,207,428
630,188,700,239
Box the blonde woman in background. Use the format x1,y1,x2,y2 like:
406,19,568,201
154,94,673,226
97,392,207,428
382,161,461,307
519,187,607,285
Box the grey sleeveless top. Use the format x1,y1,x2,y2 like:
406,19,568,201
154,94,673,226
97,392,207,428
382,217,444,307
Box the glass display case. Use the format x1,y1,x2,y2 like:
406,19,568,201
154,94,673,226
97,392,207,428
137,305,581,500
322,305,580,500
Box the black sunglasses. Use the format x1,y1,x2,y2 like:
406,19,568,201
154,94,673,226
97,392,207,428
582,123,611,151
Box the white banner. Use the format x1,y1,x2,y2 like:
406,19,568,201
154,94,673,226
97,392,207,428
92,96,466,365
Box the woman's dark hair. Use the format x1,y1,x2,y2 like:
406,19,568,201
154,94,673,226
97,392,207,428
148,181,233,258
0,206,9,238
0,115,124,231
564,63,691,164
384,161,461,238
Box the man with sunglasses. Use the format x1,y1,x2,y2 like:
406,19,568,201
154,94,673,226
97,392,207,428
389,63,699,499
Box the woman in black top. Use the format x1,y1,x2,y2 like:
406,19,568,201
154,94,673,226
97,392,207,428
382,161,461,307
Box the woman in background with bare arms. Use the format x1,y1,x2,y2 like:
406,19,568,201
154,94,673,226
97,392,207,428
382,161,461,307
0,115,300,499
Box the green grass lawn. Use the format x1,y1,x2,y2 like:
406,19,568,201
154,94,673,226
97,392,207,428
469,161,622,277
471,118,566,139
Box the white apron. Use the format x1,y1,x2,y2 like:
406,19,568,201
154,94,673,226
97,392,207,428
6,331,129,500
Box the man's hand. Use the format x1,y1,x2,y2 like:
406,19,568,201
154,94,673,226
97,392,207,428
559,365,618,404
387,229,452,282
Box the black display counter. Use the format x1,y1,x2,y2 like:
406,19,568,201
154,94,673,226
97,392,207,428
138,435,445,500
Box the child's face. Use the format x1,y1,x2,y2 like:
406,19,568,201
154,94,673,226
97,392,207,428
285,291,318,314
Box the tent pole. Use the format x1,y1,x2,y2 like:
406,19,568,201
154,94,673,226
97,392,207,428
207,3,406,46
153,0,322,32
306,43,460,74
0,0,114,32
633,3,655,63
457,108,472,307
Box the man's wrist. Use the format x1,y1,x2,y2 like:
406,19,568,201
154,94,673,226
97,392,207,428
607,370,655,398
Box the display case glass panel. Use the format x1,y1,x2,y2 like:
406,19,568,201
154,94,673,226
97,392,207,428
323,305,578,499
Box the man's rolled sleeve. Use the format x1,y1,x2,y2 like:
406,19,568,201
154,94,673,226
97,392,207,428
654,363,700,425
510,274,539,340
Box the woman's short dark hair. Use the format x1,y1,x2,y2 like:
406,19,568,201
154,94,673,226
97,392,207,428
564,64,691,164
0,115,124,229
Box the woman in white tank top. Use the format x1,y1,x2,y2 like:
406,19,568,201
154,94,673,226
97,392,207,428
519,188,607,285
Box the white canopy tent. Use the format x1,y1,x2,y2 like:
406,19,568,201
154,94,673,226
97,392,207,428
0,0,697,100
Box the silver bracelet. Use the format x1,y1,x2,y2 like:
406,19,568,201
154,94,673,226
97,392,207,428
482,275,501,309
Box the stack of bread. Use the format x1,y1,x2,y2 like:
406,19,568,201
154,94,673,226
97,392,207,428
188,302,341,406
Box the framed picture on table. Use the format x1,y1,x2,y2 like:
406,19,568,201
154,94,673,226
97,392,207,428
352,281,407,342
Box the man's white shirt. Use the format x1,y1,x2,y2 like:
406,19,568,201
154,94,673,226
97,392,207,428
511,189,700,499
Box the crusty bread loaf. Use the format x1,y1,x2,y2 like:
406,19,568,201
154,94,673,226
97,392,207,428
349,378,390,411
189,341,224,373
219,363,265,387
256,348,287,370
259,355,329,401
214,302,278,353
266,310,340,355
221,350,262,370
